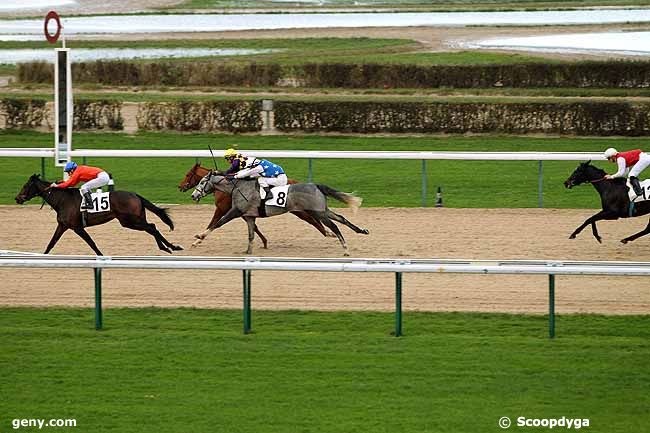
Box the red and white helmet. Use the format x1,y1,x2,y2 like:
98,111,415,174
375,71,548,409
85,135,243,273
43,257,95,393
604,148,618,159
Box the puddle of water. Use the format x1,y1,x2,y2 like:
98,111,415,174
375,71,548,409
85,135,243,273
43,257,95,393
3,9,650,40
469,31,650,56
0,0,76,10
0,47,281,64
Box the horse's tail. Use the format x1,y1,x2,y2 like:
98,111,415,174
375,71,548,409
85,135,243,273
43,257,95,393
315,184,362,211
137,194,174,231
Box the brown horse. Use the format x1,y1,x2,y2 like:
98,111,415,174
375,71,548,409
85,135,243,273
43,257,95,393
179,162,331,247
16,174,183,255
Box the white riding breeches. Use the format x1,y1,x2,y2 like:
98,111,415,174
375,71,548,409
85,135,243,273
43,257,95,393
258,174,288,188
629,152,650,178
80,171,110,193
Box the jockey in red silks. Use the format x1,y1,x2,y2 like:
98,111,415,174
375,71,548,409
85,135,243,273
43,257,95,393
52,161,110,209
604,147,650,197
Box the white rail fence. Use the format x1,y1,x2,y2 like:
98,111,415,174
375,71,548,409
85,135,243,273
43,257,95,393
1,253,648,337
3,149,605,207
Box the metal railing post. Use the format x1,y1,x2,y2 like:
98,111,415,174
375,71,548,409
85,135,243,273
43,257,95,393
549,274,555,339
243,269,252,334
395,272,403,337
538,160,543,208
94,267,102,330
421,160,427,207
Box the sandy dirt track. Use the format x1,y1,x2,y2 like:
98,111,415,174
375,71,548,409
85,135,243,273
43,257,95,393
1,205,649,314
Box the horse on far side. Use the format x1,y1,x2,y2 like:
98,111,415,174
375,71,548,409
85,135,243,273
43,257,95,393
191,172,369,256
179,162,332,248
15,174,183,255
564,161,650,243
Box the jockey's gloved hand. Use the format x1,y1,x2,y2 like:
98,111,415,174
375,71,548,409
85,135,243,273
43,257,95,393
50,182,57,187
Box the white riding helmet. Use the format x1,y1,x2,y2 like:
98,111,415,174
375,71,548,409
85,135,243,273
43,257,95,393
604,148,618,159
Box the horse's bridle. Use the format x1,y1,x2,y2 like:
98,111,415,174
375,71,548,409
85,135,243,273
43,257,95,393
182,170,203,191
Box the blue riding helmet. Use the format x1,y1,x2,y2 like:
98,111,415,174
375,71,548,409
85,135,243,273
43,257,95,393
64,161,78,173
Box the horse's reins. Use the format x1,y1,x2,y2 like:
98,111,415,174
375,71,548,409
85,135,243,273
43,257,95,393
39,185,54,209
590,177,608,184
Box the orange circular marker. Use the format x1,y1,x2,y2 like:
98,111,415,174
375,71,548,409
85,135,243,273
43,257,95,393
44,11,62,44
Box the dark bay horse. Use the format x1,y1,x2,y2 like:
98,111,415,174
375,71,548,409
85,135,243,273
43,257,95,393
179,162,332,248
15,174,183,255
564,161,650,243
191,172,369,256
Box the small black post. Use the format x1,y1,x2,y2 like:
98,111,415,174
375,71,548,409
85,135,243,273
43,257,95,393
435,186,443,208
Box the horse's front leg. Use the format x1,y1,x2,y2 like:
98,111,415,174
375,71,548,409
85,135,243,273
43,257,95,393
44,223,68,254
254,225,268,249
569,210,617,243
244,217,257,254
192,208,243,248
194,192,231,244
73,227,103,256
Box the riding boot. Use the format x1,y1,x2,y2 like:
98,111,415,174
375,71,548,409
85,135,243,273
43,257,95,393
630,176,643,196
264,186,273,200
81,191,93,210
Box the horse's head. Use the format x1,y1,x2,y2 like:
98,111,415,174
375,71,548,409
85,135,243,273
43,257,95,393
564,161,606,189
191,172,227,201
15,174,47,204
179,162,208,192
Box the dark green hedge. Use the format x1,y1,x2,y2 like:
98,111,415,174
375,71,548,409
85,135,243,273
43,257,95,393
18,61,283,87
0,98,47,128
296,62,650,88
17,60,650,88
74,100,124,130
274,100,650,136
136,100,262,132
0,98,123,130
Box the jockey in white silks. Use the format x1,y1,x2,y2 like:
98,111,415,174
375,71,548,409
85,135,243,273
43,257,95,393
223,148,288,200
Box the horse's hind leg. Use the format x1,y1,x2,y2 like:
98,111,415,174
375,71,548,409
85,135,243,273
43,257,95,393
118,217,179,254
308,211,349,256
72,227,104,256
291,211,334,237
621,218,650,244
44,223,69,254
146,223,184,252
326,210,369,235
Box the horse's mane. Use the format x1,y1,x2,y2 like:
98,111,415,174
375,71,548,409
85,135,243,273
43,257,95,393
583,162,606,177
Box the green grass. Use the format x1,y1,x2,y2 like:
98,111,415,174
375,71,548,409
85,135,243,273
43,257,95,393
0,37,551,68
2,130,648,208
171,0,650,11
1,307,648,433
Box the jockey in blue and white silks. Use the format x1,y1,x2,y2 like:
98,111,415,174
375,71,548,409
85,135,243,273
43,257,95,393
229,151,287,200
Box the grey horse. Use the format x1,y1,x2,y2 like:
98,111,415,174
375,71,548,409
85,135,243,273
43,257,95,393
191,173,369,256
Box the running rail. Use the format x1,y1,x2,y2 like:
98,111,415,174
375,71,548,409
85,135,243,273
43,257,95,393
1,254,649,337
0,149,607,160
1,149,606,208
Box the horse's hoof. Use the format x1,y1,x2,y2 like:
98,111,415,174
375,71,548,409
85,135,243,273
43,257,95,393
191,240,202,248
174,245,184,251
569,234,576,239
361,229,369,235
596,238,602,244
194,234,205,240
621,239,629,244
